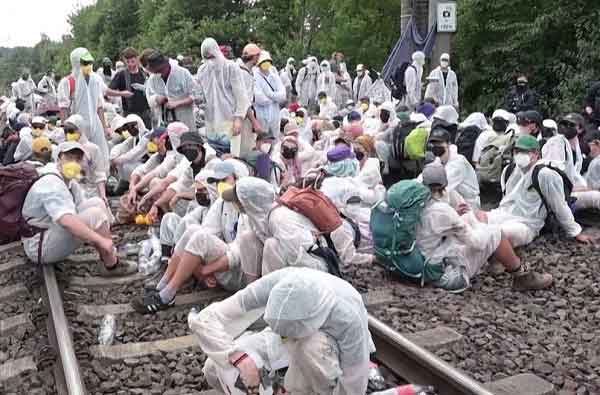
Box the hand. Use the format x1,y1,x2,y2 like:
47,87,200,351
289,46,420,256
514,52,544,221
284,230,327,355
475,210,488,223
585,106,593,115
148,205,159,223
456,203,470,216
126,190,137,207
169,193,180,210
575,234,596,245
96,237,116,265
232,117,243,136
157,95,168,105
121,91,134,99
235,355,260,389
166,99,178,110
137,194,150,211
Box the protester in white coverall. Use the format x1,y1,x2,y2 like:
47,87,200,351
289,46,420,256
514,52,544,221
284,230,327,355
196,38,250,156
295,56,319,110
584,131,600,191
189,267,373,395
425,128,481,210
541,114,600,211
146,51,197,132
254,51,286,140
222,177,330,278
68,48,110,178
317,60,337,101
373,101,400,174
353,64,372,103
14,70,36,112
483,135,593,249
279,57,296,101
424,53,459,109
37,71,57,106
109,114,149,183
402,51,425,110
21,142,135,277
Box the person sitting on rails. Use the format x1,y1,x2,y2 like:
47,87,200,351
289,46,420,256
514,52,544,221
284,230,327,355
21,142,136,275
417,161,552,292
188,267,374,395
584,130,600,191
476,134,596,248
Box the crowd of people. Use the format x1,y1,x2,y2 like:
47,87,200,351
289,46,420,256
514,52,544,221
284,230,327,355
1,40,600,394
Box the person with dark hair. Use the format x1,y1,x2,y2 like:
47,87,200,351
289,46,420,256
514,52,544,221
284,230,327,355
107,47,151,128
146,50,196,131
504,74,539,113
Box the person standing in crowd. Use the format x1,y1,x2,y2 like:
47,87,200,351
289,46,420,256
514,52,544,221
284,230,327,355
67,48,111,177
402,51,426,110
425,53,459,109
14,69,36,113
584,80,600,127
279,57,297,101
196,38,250,155
295,56,319,110
146,51,196,131
108,47,152,129
97,57,115,86
353,64,372,103
37,70,57,111
504,74,539,113
317,60,337,101
254,51,286,140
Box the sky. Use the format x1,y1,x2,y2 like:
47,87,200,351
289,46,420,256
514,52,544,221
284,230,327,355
0,0,96,48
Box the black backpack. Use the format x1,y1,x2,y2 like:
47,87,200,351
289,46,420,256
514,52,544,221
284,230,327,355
390,62,415,100
502,162,575,234
391,122,417,161
455,125,481,165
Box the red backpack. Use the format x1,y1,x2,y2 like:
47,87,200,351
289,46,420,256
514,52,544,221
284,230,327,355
277,186,343,234
0,163,52,243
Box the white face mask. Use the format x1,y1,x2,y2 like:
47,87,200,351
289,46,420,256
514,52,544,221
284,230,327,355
514,153,532,169
441,60,449,68
260,143,272,154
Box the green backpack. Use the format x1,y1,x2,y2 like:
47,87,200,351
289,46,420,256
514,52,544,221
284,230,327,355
370,180,442,281
404,126,429,160
477,131,516,184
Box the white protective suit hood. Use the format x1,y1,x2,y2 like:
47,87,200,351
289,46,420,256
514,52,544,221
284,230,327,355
286,57,296,73
235,177,277,242
307,57,319,75
166,121,189,150
433,105,459,125
263,271,337,338
70,47,88,76
320,60,331,73
460,112,489,131
201,38,226,66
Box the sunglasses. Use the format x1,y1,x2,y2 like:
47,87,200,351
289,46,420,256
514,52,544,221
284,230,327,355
81,60,93,66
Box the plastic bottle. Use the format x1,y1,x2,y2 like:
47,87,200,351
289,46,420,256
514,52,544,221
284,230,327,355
98,314,116,345
138,235,162,275
371,385,437,395
367,362,386,392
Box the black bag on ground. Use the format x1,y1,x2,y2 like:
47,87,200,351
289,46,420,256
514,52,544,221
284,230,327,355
455,125,481,165
390,62,415,100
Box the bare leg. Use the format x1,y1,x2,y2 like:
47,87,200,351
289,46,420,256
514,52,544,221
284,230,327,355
166,251,204,291
492,237,520,272
156,254,181,290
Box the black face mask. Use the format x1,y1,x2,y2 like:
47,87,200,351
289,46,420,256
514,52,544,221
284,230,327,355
355,150,365,161
380,110,391,123
181,147,199,162
129,127,139,137
431,145,446,157
195,190,211,207
281,146,298,159
492,119,508,132
559,125,578,140
517,83,527,91
542,127,555,139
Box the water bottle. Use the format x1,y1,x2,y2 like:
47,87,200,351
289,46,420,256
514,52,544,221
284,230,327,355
371,385,437,395
98,314,116,346
367,362,386,392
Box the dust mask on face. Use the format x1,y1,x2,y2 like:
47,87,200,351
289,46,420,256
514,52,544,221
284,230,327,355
514,153,532,169
441,60,449,68
61,161,82,180
260,143,272,154
81,65,93,76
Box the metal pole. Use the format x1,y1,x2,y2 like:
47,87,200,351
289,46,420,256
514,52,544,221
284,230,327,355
43,265,87,395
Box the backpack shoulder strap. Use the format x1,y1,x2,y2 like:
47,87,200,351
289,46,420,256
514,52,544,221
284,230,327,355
501,163,516,194
530,163,573,212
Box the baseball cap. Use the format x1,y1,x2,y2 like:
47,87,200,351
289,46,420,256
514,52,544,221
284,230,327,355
207,161,235,183
57,141,87,157
514,134,540,151
32,116,47,125
242,43,261,57
80,50,94,63
422,162,448,188
32,136,51,153
429,128,451,143
562,113,584,128
517,110,542,126
149,126,167,139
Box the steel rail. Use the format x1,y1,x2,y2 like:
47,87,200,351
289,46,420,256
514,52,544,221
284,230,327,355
369,314,495,395
43,265,87,395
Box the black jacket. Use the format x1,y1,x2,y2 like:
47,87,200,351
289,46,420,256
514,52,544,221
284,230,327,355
504,87,538,113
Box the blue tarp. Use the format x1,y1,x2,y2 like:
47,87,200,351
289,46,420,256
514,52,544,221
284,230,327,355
382,17,438,88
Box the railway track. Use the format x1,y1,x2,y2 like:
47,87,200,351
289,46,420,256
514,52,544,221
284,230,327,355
1,223,555,395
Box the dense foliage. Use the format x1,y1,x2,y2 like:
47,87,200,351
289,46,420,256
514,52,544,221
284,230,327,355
2,0,600,115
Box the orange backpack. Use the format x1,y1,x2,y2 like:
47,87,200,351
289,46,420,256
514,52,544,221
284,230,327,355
277,186,342,234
